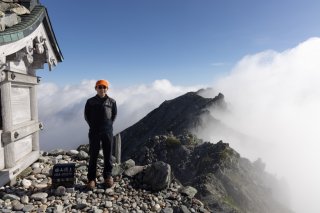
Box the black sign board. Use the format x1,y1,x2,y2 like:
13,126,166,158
51,163,75,188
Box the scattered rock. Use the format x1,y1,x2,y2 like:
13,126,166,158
78,150,89,160
105,201,112,208
152,203,161,212
74,203,87,210
55,205,64,212
20,195,29,204
161,207,174,213
23,205,34,212
2,194,20,201
22,179,32,188
67,150,79,156
32,162,40,169
12,200,24,211
55,186,66,196
49,148,66,156
30,192,48,201
180,205,191,213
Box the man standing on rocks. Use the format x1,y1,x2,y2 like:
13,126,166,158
84,79,117,189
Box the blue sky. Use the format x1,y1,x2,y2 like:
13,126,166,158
40,0,320,87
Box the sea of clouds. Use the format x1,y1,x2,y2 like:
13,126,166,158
196,37,320,213
38,37,320,213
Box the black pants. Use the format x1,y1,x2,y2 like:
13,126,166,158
87,130,113,181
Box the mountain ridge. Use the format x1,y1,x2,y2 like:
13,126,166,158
120,90,293,213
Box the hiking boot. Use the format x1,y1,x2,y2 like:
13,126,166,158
104,176,114,188
87,180,96,190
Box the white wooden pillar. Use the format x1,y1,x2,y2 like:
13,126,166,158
30,85,39,151
1,78,15,168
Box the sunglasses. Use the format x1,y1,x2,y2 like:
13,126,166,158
97,85,107,89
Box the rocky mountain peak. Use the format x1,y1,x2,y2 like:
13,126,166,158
121,91,226,160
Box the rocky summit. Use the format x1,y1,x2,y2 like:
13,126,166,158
0,147,210,213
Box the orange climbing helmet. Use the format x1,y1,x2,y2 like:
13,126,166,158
95,79,109,88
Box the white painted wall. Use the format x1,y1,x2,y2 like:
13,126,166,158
11,86,31,125
14,135,32,162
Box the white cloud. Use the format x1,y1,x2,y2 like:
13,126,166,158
197,37,320,213
38,79,201,151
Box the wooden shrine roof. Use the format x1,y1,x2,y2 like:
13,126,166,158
0,3,63,62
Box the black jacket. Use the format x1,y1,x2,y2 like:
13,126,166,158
84,95,117,133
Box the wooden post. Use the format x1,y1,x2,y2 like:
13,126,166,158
1,79,15,168
30,85,39,151
115,134,121,164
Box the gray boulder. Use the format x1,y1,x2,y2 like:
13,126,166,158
143,161,171,191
